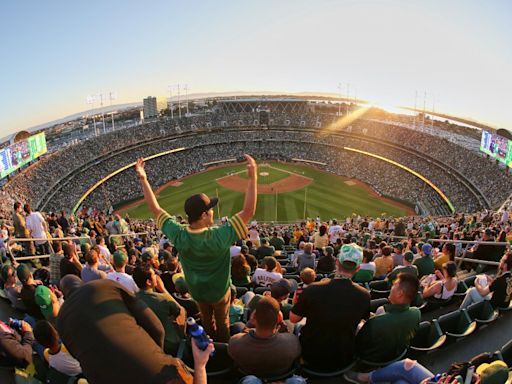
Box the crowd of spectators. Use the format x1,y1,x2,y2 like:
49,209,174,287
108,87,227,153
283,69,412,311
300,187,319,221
1,110,510,225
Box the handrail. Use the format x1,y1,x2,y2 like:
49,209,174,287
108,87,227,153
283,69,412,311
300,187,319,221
6,236,94,262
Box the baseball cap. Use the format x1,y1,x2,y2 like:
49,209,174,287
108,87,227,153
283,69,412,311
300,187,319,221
422,243,433,256
337,243,363,271
112,251,128,267
172,272,185,285
404,251,414,262
271,278,298,296
476,360,509,384
174,277,189,294
184,193,218,221
34,285,54,319
16,264,31,283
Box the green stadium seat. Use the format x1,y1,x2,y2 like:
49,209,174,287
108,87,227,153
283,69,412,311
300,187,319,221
283,274,301,282
181,342,234,378
369,280,391,299
357,348,408,369
437,310,477,340
409,320,446,354
466,300,499,325
300,359,356,378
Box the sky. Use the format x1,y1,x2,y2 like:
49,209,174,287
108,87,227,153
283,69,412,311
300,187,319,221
0,0,511,136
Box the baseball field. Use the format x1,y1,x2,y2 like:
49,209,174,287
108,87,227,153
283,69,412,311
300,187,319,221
119,162,415,222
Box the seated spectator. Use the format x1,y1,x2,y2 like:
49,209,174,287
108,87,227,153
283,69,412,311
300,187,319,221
356,273,420,362
413,243,435,278
231,254,251,287
293,268,316,304
159,251,180,294
57,276,208,384
229,286,244,328
95,236,112,269
291,242,305,267
107,250,139,294
252,257,282,287
434,243,456,270
374,246,394,279
290,244,370,370
269,232,285,251
18,264,45,321
297,243,315,273
353,249,376,283
386,251,418,283
392,242,404,267
460,251,512,309
34,285,61,324
256,238,275,260
246,254,258,273
228,296,301,378
1,265,26,311
173,275,201,320
33,320,82,378
0,318,34,384
133,265,185,356
316,246,335,274
269,278,297,320
60,241,83,279
80,249,107,283
422,261,458,301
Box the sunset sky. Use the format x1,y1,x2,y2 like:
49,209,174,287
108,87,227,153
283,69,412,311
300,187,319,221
0,0,511,136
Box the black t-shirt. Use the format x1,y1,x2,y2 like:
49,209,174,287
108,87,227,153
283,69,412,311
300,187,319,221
60,258,81,279
490,272,512,309
160,271,178,294
57,280,192,384
292,278,370,369
316,256,336,273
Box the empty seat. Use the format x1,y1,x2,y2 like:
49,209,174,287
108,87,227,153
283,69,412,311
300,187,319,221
254,286,270,295
409,320,446,353
453,281,469,297
498,301,512,313
283,274,301,283
235,286,248,298
369,280,391,299
466,300,499,325
499,339,512,367
437,310,476,340
463,275,477,288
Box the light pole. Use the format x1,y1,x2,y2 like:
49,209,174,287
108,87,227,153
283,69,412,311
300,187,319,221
337,83,343,116
168,85,174,119
86,95,98,137
184,84,189,115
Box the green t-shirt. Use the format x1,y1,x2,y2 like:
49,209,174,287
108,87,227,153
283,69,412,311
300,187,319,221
157,211,247,303
136,290,182,355
269,237,285,251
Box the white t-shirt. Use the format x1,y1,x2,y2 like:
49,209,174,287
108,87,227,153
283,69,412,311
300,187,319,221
251,268,283,287
360,262,376,272
45,345,82,377
98,245,112,264
328,225,342,243
249,229,260,242
230,245,242,257
107,271,139,293
26,212,47,244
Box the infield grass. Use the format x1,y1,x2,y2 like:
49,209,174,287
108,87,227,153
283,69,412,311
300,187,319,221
120,162,413,221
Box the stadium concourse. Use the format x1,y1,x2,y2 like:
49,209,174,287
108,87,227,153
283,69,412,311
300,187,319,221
0,101,512,383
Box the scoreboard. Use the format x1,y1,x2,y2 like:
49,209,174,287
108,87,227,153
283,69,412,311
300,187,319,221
480,130,512,167
0,132,47,179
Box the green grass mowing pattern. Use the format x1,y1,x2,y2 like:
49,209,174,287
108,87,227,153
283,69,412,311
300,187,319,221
238,163,290,184
122,162,412,221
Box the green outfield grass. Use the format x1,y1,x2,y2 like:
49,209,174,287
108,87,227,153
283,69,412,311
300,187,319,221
120,162,413,221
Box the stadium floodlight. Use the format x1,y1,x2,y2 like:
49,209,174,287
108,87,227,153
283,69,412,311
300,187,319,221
497,128,512,141
86,94,98,137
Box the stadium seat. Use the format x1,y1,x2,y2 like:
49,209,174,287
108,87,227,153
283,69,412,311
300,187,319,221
238,362,298,382
277,259,289,266
235,286,249,298
300,360,356,378
283,274,301,283
369,280,391,300
423,296,455,312
463,275,477,288
453,280,469,297
284,266,298,274
466,300,499,325
45,366,78,384
370,298,389,314
181,342,234,378
254,287,270,295
437,310,477,340
498,301,512,313
409,320,446,354
498,339,512,367
314,273,324,281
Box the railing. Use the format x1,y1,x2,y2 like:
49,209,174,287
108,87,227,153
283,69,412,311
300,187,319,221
6,236,94,262
108,232,149,249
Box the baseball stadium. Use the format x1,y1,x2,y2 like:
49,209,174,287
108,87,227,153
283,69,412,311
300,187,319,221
2,1,512,384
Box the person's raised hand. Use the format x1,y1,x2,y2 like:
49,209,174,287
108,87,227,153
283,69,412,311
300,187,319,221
244,154,257,179
135,158,147,180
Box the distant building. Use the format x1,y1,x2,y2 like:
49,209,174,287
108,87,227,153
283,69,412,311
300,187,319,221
142,96,167,119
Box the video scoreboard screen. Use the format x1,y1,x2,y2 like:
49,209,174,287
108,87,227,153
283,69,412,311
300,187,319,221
480,130,512,167
0,132,47,179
